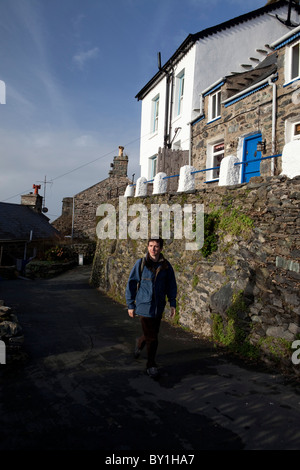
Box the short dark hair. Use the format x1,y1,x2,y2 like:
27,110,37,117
148,237,164,248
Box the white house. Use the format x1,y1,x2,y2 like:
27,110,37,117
135,0,300,181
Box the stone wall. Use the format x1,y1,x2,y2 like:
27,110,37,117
73,174,130,240
191,45,300,189
90,175,300,373
0,300,24,363
157,147,189,192
192,85,275,189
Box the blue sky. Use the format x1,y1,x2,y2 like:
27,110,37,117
0,0,265,221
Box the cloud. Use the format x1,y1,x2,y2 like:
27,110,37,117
73,47,100,69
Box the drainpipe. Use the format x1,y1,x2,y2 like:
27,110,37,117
168,70,174,149
164,73,170,149
189,123,192,166
268,75,277,175
158,52,174,149
188,93,204,166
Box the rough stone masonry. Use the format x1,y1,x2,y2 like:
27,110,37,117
91,174,300,374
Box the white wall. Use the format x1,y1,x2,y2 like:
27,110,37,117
139,46,195,179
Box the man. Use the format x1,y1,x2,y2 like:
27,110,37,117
125,238,177,378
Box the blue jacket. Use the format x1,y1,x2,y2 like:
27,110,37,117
125,254,177,318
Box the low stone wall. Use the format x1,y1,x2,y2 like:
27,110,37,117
0,300,25,363
26,260,77,278
90,175,300,374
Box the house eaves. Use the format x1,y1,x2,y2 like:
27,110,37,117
271,23,300,49
135,0,298,101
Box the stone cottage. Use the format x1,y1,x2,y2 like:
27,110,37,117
0,185,60,272
52,147,131,240
190,25,300,188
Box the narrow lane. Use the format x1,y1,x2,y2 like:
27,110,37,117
0,266,299,451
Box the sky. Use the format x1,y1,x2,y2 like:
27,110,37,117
0,0,266,221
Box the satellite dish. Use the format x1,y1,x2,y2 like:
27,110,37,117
42,207,48,213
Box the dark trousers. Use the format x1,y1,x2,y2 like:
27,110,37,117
137,316,161,368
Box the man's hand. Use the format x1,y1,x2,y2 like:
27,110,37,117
128,309,136,318
170,307,176,318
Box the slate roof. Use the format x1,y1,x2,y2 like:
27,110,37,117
224,52,278,100
0,202,60,241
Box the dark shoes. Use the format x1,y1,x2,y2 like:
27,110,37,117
147,367,159,378
134,339,142,359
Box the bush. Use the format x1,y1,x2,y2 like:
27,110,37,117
45,246,70,262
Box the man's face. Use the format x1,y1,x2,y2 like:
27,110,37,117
148,241,161,261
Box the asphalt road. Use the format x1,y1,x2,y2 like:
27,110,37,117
0,265,300,453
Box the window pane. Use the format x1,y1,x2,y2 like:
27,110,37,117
293,122,300,140
292,43,299,79
217,91,221,117
212,94,216,119
177,73,184,115
212,142,224,178
153,97,159,132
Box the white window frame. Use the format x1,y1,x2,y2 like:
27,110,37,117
206,138,224,181
208,90,221,122
292,121,300,140
151,95,159,134
149,155,157,179
291,41,300,81
285,118,300,142
174,70,185,118
286,40,300,83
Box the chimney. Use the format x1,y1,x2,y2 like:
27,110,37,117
21,184,43,213
109,145,128,177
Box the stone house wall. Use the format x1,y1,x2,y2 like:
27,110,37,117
73,174,130,240
52,147,131,240
90,175,300,373
192,85,275,188
191,43,300,189
157,147,189,192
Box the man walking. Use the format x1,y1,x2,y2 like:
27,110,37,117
125,238,177,378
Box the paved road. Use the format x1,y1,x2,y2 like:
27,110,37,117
0,265,300,452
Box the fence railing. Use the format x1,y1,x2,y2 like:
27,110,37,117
112,153,283,196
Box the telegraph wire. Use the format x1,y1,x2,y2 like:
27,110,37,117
1,136,141,203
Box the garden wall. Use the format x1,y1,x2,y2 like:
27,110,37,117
90,175,300,372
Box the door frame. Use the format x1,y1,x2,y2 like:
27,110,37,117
241,132,262,183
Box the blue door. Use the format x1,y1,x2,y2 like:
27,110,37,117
242,134,262,183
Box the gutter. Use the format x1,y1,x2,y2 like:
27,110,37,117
271,24,300,49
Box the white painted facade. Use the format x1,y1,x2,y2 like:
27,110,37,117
139,46,196,180
137,3,300,181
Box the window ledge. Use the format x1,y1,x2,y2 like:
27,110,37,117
207,117,221,125
283,77,300,88
172,114,182,124
149,131,158,140
205,179,219,184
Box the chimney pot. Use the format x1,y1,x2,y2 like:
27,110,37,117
118,146,124,157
